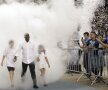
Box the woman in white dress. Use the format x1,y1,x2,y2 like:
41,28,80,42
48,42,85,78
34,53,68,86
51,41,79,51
1,40,17,87
37,45,50,87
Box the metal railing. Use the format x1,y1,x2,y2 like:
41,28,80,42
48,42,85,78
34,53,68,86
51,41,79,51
65,48,108,85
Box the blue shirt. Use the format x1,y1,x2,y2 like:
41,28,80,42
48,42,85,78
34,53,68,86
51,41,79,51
87,39,99,55
88,39,99,48
84,38,90,46
104,36,108,44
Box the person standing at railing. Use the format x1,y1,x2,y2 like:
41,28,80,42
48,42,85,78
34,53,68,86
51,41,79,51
87,32,100,78
81,32,91,77
97,35,105,77
96,36,108,75
96,35,108,48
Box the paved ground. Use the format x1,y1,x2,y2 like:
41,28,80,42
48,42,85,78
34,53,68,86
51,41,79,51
17,80,96,90
0,77,96,90
64,73,108,90
37,80,96,90
1,73,108,90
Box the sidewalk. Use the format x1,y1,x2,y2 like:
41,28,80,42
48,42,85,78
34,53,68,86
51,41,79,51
63,73,108,90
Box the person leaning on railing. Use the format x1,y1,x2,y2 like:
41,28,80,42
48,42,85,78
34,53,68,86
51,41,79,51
97,35,105,77
87,32,100,78
96,37,108,74
80,32,91,77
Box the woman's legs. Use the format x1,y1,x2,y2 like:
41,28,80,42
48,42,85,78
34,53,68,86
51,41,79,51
40,68,47,86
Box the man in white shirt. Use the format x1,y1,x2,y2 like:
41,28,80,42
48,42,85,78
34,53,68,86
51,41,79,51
18,33,38,89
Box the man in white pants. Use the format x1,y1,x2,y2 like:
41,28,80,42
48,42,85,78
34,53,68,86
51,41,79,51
18,33,38,89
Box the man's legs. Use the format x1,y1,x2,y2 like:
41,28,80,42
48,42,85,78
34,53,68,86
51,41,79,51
29,62,38,88
21,62,28,78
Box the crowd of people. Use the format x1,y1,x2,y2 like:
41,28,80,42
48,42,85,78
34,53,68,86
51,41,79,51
80,31,108,81
1,33,50,89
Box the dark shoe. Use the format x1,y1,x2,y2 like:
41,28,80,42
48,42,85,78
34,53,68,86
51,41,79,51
44,84,48,87
96,77,101,83
21,76,25,83
33,85,39,89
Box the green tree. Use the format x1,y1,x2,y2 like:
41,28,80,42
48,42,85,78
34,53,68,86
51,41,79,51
91,1,108,36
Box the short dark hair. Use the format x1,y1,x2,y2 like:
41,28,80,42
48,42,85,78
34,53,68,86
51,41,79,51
9,40,14,44
84,32,89,36
90,32,97,36
24,33,30,37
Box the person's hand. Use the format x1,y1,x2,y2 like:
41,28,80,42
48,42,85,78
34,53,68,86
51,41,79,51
1,62,3,67
81,37,84,42
13,56,17,62
83,47,87,51
96,38,101,43
13,59,16,62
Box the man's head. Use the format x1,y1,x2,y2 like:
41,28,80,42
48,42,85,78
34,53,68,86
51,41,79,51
90,32,97,40
83,32,89,39
24,33,30,42
9,40,14,48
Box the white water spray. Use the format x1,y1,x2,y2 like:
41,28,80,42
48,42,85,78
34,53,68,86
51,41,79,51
0,0,103,89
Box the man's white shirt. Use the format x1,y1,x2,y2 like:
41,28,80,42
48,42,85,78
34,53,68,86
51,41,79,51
18,41,36,64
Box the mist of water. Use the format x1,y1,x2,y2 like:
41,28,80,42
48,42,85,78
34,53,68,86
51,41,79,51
0,0,103,89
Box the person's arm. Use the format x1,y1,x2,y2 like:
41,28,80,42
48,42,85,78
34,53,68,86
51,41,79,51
1,49,7,66
1,55,5,66
100,42,108,48
45,57,50,68
81,37,85,46
80,37,87,49
105,44,108,48
96,38,108,48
